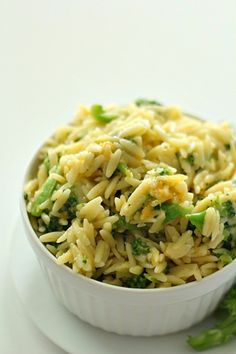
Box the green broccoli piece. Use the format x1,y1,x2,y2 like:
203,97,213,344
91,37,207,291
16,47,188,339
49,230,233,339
213,248,231,257
186,211,206,231
222,224,233,249
220,287,236,315
161,202,191,224
155,165,171,175
220,254,233,265
116,163,131,176
213,198,235,219
212,247,230,257
187,286,236,351
135,98,162,107
43,154,50,172
131,238,150,256
221,201,235,219
114,216,137,231
60,192,78,219
225,143,231,150
213,248,233,265
124,274,151,288
45,216,63,233
91,104,117,123
187,154,195,166
23,192,28,202
31,173,59,217
82,256,87,264
213,196,223,212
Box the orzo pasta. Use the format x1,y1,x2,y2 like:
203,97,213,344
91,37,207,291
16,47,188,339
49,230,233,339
24,99,236,288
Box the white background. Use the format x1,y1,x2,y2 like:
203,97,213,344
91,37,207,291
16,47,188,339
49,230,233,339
0,0,236,353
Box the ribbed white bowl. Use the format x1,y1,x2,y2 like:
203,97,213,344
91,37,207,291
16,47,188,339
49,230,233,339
21,145,236,336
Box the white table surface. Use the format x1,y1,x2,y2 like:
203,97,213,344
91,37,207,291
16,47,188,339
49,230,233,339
0,0,236,353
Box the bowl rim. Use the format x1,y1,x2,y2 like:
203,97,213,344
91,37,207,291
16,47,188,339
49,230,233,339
20,113,236,295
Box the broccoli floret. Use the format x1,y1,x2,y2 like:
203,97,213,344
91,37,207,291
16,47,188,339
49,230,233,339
155,165,171,175
213,198,235,219
220,254,233,265
213,248,231,257
60,193,78,219
124,274,151,288
221,201,235,219
114,216,137,231
131,238,150,256
187,154,195,166
222,225,233,250
211,199,236,249
213,248,233,265
45,216,63,233
225,143,231,150
220,287,236,315
187,286,236,351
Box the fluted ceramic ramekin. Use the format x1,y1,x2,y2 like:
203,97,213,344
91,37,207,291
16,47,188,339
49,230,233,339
20,146,236,336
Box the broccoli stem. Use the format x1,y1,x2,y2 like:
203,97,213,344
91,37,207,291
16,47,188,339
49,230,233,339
188,317,236,351
161,203,191,224
188,286,236,351
31,174,58,217
91,104,117,123
117,163,127,175
117,162,132,177
135,98,162,106
186,211,206,231
43,154,50,172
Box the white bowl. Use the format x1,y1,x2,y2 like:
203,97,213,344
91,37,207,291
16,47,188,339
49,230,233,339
20,146,236,336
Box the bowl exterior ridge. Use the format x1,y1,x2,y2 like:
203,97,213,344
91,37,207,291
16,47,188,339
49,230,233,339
33,257,236,335
21,204,236,335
